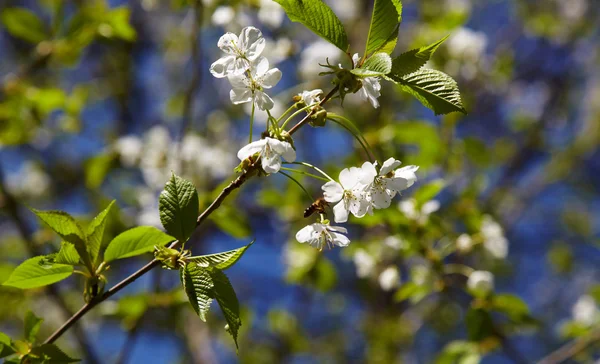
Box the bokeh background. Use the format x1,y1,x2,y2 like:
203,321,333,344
1,0,600,363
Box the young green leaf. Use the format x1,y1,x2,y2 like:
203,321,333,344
29,344,79,363
491,294,530,320
180,264,242,348
0,332,15,358
0,8,47,43
273,0,349,52
395,68,467,115
24,311,43,343
414,179,445,206
180,263,213,322
188,240,254,270
350,52,392,78
104,226,174,262
53,242,81,266
2,257,73,289
465,308,494,341
31,209,92,271
86,200,115,264
388,36,449,79
365,0,403,56
159,173,199,243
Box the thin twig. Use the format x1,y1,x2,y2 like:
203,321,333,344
0,169,100,364
537,328,600,364
288,86,339,135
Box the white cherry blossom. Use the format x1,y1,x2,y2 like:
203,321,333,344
467,270,494,296
322,163,373,223
379,266,400,291
353,53,382,108
297,89,323,106
210,26,266,78
296,223,350,250
237,137,295,174
361,158,419,209
227,56,281,110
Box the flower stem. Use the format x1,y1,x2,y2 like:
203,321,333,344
280,104,315,129
285,161,335,182
276,103,298,124
279,171,314,201
288,86,339,135
249,101,255,143
279,167,330,182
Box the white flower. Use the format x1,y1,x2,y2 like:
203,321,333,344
322,163,373,223
5,162,50,199
297,89,323,106
481,215,509,259
114,135,143,167
572,295,598,326
398,198,440,225
237,137,295,174
379,266,400,291
210,26,266,78
354,249,375,278
362,158,418,209
456,234,473,253
211,6,235,26
227,56,282,110
258,0,285,28
295,223,350,250
467,270,494,296
353,53,382,108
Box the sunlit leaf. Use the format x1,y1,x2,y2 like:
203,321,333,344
365,0,402,56
104,226,174,262
2,257,73,289
159,173,199,243
188,240,254,270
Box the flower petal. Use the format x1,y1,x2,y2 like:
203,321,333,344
333,201,349,223
330,231,350,247
227,74,250,89
232,57,250,75
237,139,266,160
370,187,392,209
210,55,235,78
217,33,239,54
339,167,363,189
322,181,344,202
326,225,348,234
253,56,270,78
296,224,317,243
239,26,265,61
394,165,418,188
380,157,401,176
261,152,282,174
268,139,296,162
359,161,378,185
230,88,253,105
254,90,275,110
260,68,282,88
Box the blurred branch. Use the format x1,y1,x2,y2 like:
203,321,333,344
537,328,600,364
0,167,100,364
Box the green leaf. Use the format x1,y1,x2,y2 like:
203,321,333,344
2,257,73,289
395,68,466,115
388,36,448,79
465,308,494,342
86,200,115,264
491,294,530,320
104,7,136,41
413,179,445,206
24,311,43,343
84,153,117,189
188,240,254,270
104,226,174,262
181,265,241,348
31,209,92,271
350,53,392,77
159,173,199,243
365,0,402,56
273,0,349,51
53,242,80,266
29,344,79,363
1,8,47,43
0,331,15,358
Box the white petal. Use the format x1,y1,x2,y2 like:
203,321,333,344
268,139,296,162
296,224,317,243
237,139,266,160
209,56,235,78
253,57,270,77
232,57,250,75
238,26,265,61
230,88,253,105
380,158,401,176
330,231,350,247
217,33,239,54
261,152,281,174
422,200,440,215
394,165,418,188
339,167,363,189
371,187,392,209
385,177,409,193
227,74,250,89
260,68,282,88
326,225,348,234
333,201,349,223
253,90,275,110
352,53,360,67
349,197,369,218
361,77,381,108
359,161,378,185
322,181,344,202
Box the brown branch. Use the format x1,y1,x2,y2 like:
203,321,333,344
537,328,600,364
